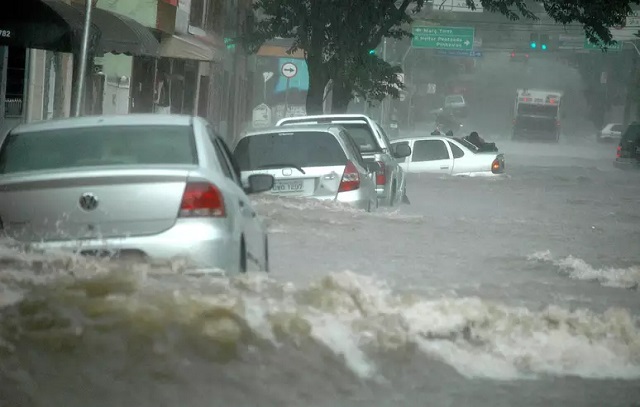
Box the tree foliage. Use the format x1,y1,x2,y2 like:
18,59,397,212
245,0,639,114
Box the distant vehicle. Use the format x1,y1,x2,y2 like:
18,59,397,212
0,114,274,274
444,94,468,117
512,88,563,142
275,114,411,207
510,50,529,63
597,123,624,142
390,136,505,176
233,125,379,212
614,121,640,170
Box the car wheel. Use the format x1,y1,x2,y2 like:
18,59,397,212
264,237,270,273
239,238,247,273
389,183,397,206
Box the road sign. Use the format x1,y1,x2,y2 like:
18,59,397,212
281,62,298,78
427,83,437,94
436,49,482,57
252,103,272,128
411,26,475,50
263,72,274,82
584,37,622,51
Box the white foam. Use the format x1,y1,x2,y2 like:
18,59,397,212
529,250,640,290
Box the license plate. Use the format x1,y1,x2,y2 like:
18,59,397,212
272,180,305,193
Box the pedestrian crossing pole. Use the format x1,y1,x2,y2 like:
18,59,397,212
73,0,94,117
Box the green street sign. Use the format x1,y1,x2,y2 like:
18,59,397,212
412,26,475,50
584,37,622,51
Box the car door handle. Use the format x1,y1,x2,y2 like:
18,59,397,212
440,166,449,170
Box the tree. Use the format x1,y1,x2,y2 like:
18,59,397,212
329,54,404,113
246,0,638,115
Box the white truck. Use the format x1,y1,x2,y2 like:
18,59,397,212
512,88,563,142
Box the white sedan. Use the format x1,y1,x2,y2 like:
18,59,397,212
390,136,505,176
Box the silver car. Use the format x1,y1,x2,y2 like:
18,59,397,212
275,114,411,207
232,125,378,212
0,114,274,274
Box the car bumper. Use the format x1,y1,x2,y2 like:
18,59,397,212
310,189,372,211
2,219,239,274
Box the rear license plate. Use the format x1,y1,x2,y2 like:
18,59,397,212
272,180,305,193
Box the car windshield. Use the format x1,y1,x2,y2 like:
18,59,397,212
0,125,197,174
446,95,464,104
233,131,347,171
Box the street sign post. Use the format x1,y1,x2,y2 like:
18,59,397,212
262,71,274,103
411,26,475,50
280,62,298,116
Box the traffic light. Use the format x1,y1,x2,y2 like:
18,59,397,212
540,34,549,50
530,33,538,49
369,49,376,55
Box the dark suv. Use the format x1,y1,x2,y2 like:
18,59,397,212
614,122,640,169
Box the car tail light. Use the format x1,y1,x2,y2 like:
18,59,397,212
338,161,360,192
525,54,529,58
491,158,503,174
511,52,515,57
179,182,225,217
375,161,386,186
616,145,622,158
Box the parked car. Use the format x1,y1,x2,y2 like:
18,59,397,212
390,136,505,176
597,123,624,142
275,114,411,206
444,94,468,118
614,121,640,169
233,125,379,212
0,114,274,274
509,50,529,63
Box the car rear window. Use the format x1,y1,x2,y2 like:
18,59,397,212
233,131,347,171
335,123,381,153
0,125,197,174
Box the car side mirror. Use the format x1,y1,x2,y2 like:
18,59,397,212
364,161,381,174
244,174,274,194
393,143,412,158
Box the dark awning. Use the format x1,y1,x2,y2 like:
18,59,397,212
0,0,159,57
0,0,95,53
81,6,159,56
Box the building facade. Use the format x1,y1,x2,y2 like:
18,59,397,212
0,0,254,142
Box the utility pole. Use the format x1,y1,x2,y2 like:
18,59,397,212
624,41,640,126
73,0,94,117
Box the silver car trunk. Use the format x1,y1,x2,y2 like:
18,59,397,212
0,168,191,242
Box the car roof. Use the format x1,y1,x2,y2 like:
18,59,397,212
276,114,374,125
392,136,456,143
240,124,345,139
10,114,195,134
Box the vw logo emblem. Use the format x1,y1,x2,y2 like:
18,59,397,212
79,193,99,211
282,168,292,176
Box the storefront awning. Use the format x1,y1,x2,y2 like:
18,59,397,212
159,34,223,62
0,0,159,57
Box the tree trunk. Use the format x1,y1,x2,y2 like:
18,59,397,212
330,78,352,113
305,54,328,115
